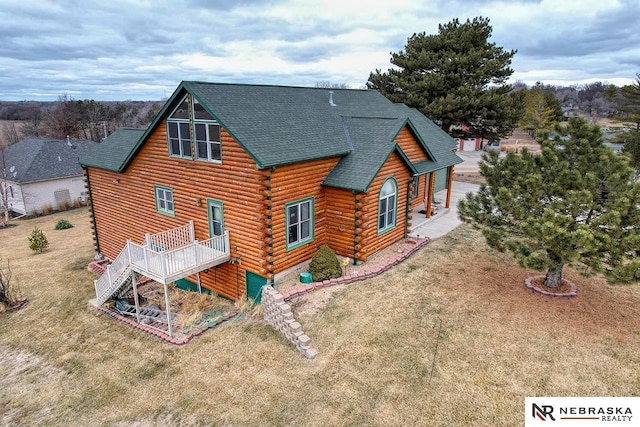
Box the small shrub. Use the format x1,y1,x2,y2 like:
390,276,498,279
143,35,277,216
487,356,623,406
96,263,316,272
54,219,73,230
308,245,342,282
28,226,49,253
72,198,82,209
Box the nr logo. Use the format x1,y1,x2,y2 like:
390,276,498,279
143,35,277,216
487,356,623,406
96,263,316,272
532,403,556,421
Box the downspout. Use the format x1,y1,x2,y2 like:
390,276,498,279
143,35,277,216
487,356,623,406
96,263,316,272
83,166,100,255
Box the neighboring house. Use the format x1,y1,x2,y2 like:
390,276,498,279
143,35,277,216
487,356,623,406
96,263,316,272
1,138,97,216
457,137,481,151
450,125,481,151
80,81,463,306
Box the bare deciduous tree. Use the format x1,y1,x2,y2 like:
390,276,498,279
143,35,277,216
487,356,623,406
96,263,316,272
0,257,21,309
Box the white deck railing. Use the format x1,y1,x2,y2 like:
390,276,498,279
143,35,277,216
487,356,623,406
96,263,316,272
145,221,195,251
94,225,230,305
94,243,134,304
130,232,229,284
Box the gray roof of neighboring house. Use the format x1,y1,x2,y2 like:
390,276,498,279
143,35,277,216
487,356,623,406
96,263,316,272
80,81,462,192
1,138,97,184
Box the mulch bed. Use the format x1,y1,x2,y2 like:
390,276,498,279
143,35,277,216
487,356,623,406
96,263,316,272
524,275,577,299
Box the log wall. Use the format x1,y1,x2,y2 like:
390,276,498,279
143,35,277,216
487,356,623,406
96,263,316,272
324,187,358,260
267,157,341,277
356,152,411,261
87,120,267,300
396,127,429,163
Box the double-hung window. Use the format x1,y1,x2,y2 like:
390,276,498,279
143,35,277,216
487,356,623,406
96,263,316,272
378,178,397,233
167,98,192,159
286,198,313,249
155,186,175,216
195,122,222,162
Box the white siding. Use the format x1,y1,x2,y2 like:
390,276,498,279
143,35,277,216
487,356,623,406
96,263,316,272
2,180,26,215
18,176,86,215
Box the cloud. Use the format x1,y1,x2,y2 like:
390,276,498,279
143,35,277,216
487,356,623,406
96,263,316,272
0,0,637,100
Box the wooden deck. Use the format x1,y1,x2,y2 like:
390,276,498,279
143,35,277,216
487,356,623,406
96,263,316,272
94,222,230,305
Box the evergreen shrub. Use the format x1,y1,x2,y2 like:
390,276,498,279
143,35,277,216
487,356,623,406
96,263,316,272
308,245,342,282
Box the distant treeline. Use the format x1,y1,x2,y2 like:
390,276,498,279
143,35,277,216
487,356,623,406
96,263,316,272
0,96,163,144
0,81,629,145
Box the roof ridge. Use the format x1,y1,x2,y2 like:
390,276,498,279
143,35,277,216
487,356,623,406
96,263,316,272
184,80,367,91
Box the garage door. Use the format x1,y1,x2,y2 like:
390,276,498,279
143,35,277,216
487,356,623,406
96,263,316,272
461,138,477,151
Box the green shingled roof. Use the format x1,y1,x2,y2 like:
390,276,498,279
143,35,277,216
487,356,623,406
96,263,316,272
80,128,145,172
80,81,462,191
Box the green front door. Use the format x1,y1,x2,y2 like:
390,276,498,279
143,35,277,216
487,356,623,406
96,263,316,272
246,272,268,303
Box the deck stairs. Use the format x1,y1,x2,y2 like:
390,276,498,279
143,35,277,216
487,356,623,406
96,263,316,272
94,221,230,305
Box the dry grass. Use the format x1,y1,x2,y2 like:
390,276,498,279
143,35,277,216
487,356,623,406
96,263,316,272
1,209,639,426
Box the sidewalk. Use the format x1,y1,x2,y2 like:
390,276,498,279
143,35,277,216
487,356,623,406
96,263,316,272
409,180,479,239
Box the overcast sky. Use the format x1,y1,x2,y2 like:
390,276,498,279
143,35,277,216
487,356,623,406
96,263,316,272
1,0,638,101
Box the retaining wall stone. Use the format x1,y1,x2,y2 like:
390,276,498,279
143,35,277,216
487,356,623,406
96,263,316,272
262,286,318,359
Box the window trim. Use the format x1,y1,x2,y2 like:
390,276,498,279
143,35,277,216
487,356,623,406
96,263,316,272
377,177,397,235
154,185,175,217
206,198,225,237
285,197,314,251
167,120,192,160
195,122,222,163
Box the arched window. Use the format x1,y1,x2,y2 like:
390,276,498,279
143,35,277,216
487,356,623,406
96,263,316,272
378,178,397,233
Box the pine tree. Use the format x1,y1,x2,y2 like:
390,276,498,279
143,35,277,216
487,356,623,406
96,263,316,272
28,226,49,253
458,118,640,287
368,17,522,140
617,74,640,130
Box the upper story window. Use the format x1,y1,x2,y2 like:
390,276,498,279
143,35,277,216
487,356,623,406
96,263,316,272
167,97,192,159
167,96,221,162
378,178,397,233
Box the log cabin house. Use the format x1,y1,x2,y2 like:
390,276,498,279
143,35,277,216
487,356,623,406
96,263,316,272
80,81,462,313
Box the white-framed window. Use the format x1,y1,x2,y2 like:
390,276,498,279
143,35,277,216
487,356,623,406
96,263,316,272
166,95,223,163
167,97,192,159
155,185,175,216
378,178,397,233
195,122,222,162
286,197,314,250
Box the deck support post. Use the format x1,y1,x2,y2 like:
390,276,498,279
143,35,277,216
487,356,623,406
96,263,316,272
131,271,141,324
188,220,195,243
196,272,202,294
163,282,173,337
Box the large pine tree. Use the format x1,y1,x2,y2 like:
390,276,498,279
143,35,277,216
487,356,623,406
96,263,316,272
368,17,522,141
458,118,640,288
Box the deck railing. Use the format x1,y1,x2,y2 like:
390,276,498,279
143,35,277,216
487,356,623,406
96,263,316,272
94,243,134,304
94,224,230,305
145,221,195,251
